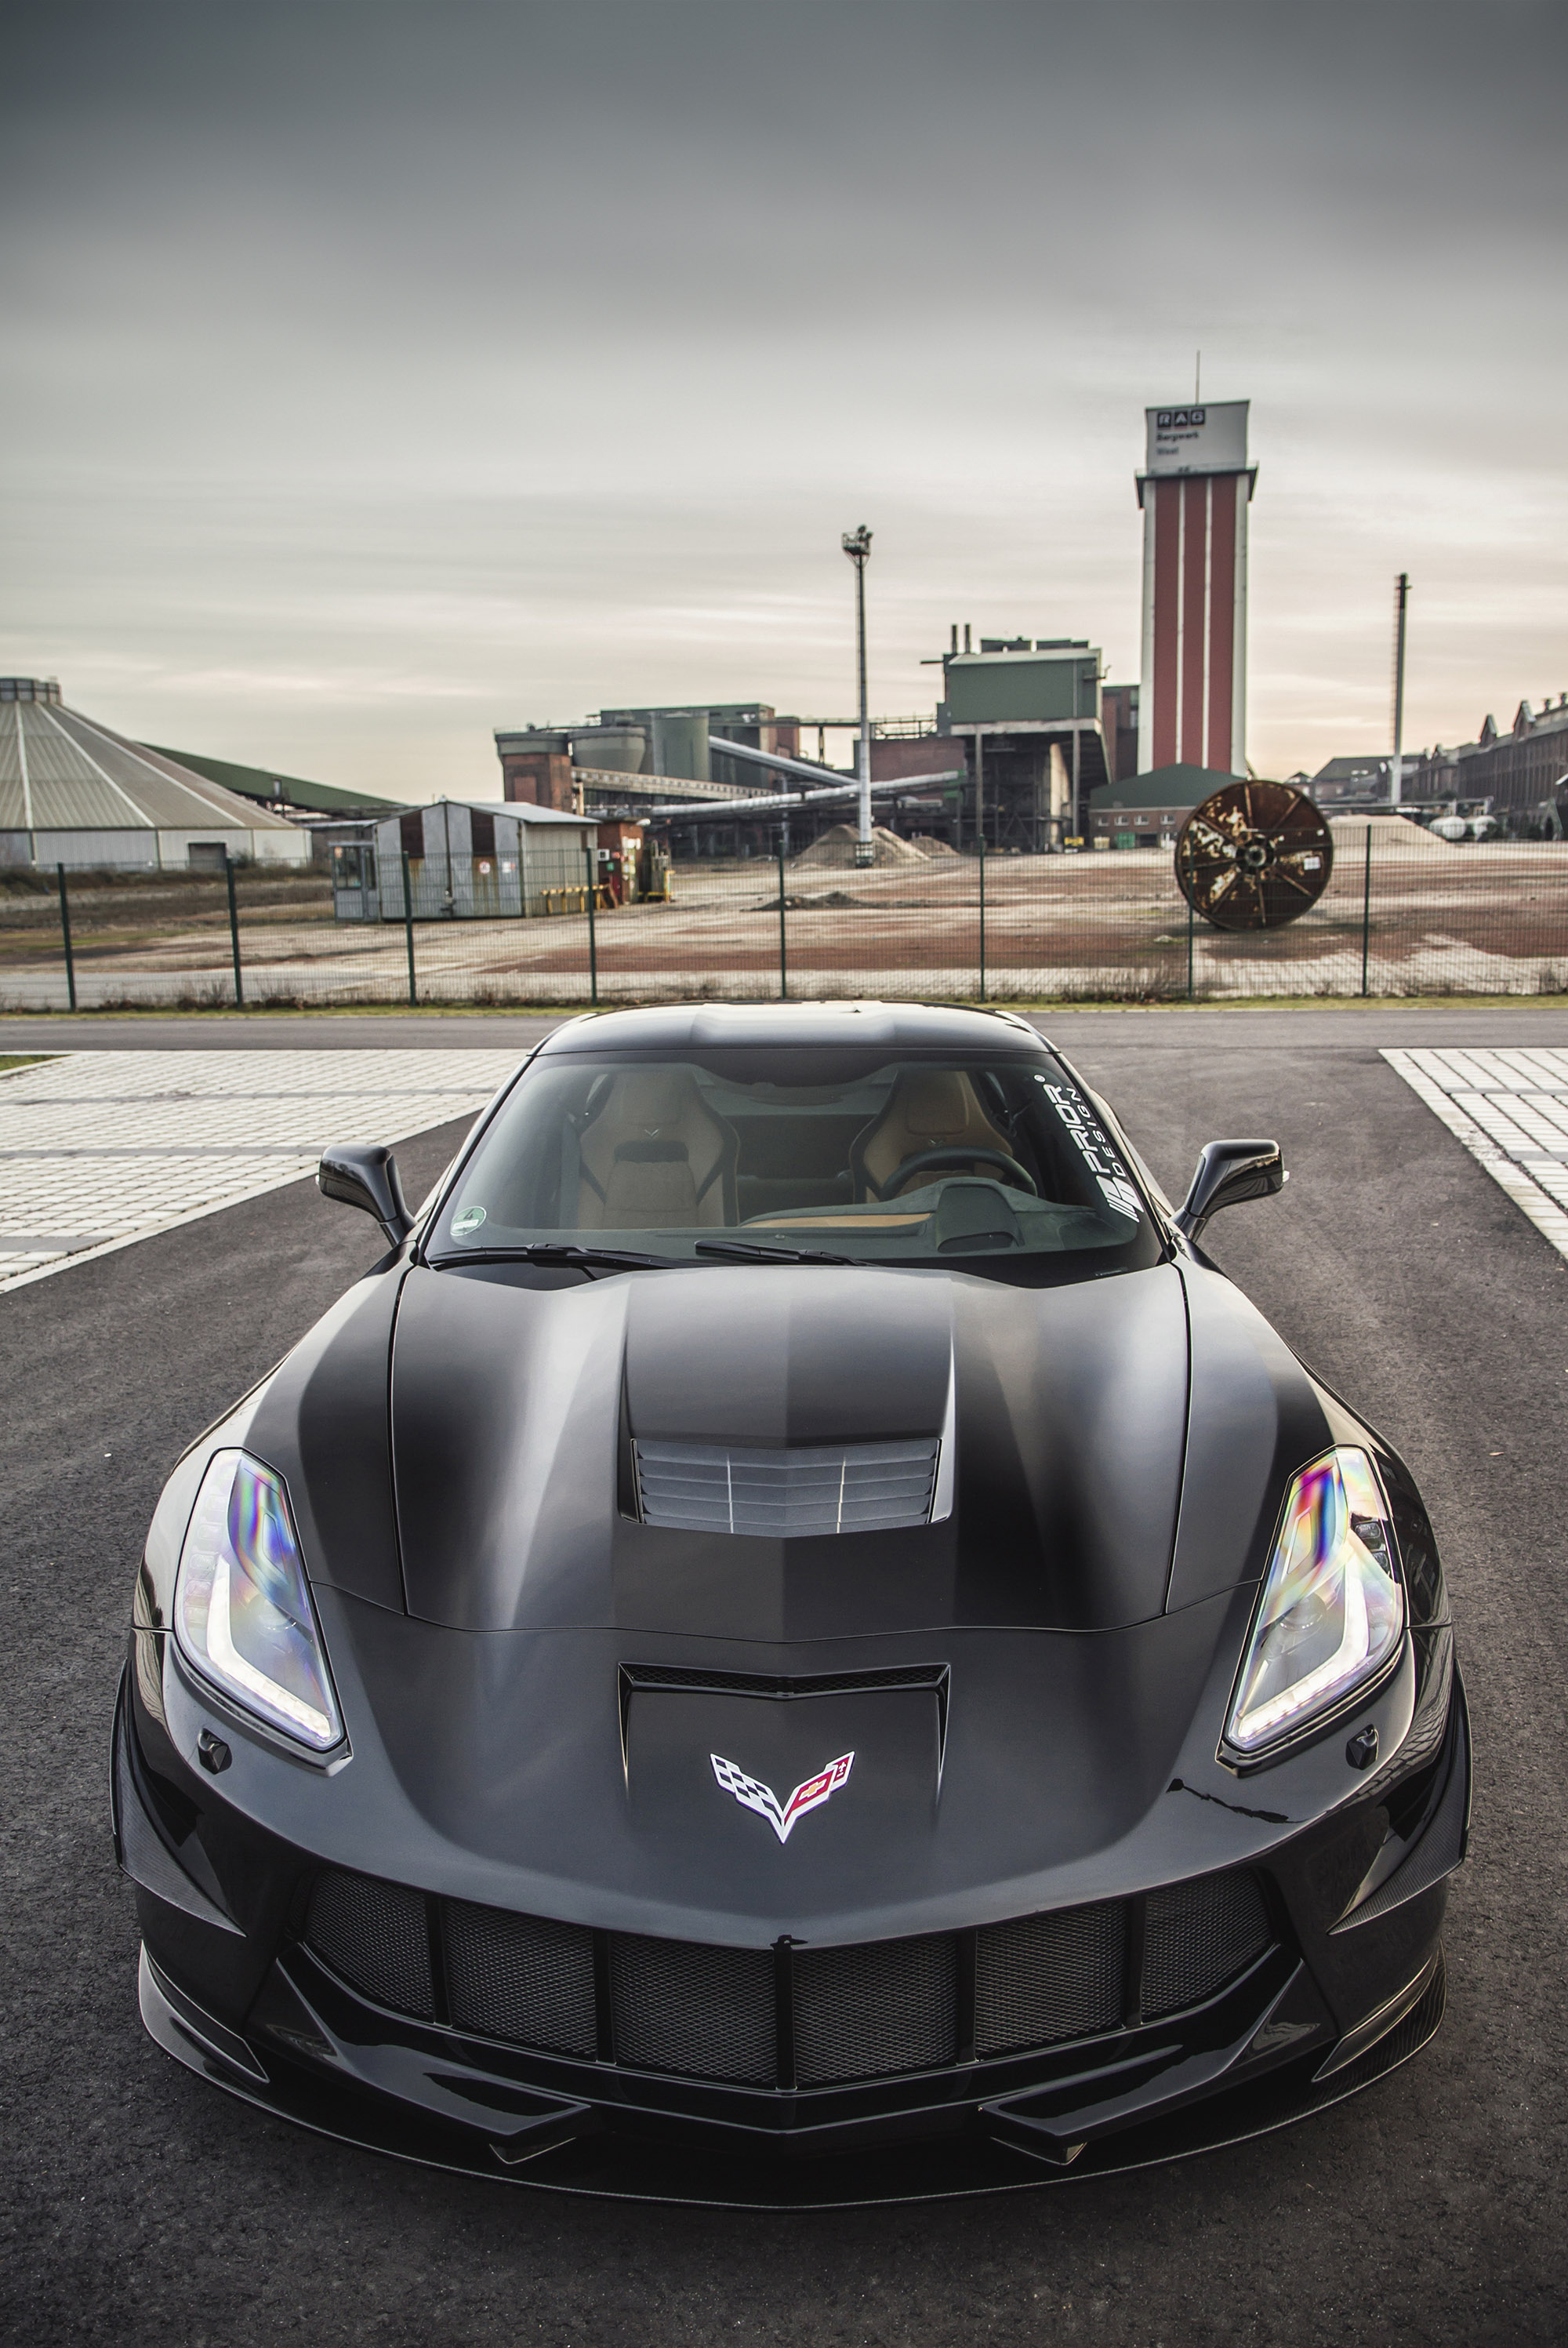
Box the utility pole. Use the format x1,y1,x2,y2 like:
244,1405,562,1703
1389,572,1410,808
842,525,873,867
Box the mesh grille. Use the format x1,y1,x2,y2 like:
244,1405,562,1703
297,1867,1274,2084
635,1438,938,1538
304,1870,433,2019
1142,1871,1272,2019
609,1935,777,2083
443,1903,597,2057
975,1900,1126,2057
793,1935,957,2084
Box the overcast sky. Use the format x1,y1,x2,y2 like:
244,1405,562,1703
3,1,1565,799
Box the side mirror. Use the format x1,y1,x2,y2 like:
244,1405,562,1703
318,1143,413,1246
1174,1139,1286,1245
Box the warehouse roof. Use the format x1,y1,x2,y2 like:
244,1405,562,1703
143,743,403,818
0,681,301,835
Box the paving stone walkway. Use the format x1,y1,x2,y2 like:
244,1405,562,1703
1382,1044,1568,1264
0,1048,522,1291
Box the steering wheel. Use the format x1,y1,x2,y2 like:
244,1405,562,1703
870,1147,1038,1201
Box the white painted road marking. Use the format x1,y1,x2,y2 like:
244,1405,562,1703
0,1049,524,1292
1381,1045,1568,1266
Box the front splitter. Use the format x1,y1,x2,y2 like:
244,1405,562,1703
139,1944,1446,2209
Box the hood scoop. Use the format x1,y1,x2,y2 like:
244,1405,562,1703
633,1435,943,1539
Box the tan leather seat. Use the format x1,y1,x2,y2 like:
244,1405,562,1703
577,1067,738,1230
852,1070,1017,1200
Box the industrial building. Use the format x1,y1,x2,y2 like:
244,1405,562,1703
935,635,1109,849
1410,699,1568,826
1101,682,1140,783
0,677,310,869
1301,700,1568,831
495,705,792,816
1136,402,1254,780
1301,754,1413,808
494,652,1114,860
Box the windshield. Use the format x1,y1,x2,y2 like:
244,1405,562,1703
430,1046,1163,1277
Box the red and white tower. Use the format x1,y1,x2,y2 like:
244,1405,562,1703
1136,401,1256,776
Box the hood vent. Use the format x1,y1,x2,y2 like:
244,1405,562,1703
633,1438,939,1539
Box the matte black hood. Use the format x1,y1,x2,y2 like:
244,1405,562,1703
388,1262,1196,1636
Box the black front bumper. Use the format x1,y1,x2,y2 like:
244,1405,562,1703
136,1938,1450,2206
114,1652,1470,2203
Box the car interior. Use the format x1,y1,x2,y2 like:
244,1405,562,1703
443,1054,1151,1260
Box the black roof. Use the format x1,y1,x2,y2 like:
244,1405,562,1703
537,1001,1046,1056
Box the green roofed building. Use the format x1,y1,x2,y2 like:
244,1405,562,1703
143,745,404,820
934,637,1110,849
1087,763,1233,849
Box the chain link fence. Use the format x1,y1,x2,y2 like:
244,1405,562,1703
2,832,1566,1011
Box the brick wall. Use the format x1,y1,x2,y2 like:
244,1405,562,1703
502,752,576,811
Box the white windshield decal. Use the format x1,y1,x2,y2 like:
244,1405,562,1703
1035,1078,1143,1221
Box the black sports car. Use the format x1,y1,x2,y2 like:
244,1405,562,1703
115,1002,1469,2204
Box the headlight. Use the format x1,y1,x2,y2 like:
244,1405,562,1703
1225,1447,1404,1760
173,1451,343,1752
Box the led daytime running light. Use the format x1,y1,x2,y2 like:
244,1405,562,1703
1226,1447,1403,1758
203,1547,335,1743
174,1451,343,1753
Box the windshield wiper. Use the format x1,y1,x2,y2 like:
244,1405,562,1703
436,1242,674,1276
694,1238,853,1266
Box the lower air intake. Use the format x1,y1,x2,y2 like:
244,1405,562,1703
298,1865,1276,2088
1142,1870,1272,2019
608,1935,777,2084
634,1438,939,1538
793,1935,958,2084
304,1871,433,2019
443,1902,597,2057
975,1899,1126,2056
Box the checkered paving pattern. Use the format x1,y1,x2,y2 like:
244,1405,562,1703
0,1049,524,1292
1382,1045,1568,1266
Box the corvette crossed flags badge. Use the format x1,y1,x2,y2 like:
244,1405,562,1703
710,1751,854,1844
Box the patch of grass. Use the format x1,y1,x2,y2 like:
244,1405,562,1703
0,1054,53,1073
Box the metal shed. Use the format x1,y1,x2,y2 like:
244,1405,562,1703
339,798,599,921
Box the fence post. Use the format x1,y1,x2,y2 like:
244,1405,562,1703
223,852,245,1009
978,834,987,1002
56,863,76,1012
401,852,418,1006
584,835,599,1006
1186,863,1195,1000
778,842,788,1000
1359,825,1373,998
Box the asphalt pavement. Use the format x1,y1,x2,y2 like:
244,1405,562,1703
2,1006,1566,2346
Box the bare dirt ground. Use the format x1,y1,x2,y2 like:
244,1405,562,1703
2,845,1564,1008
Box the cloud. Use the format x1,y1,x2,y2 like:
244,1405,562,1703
2,0,1564,791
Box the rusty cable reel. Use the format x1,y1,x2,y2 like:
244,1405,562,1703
1175,780,1334,930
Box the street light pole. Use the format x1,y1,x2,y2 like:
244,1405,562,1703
1389,572,1410,809
842,525,873,867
